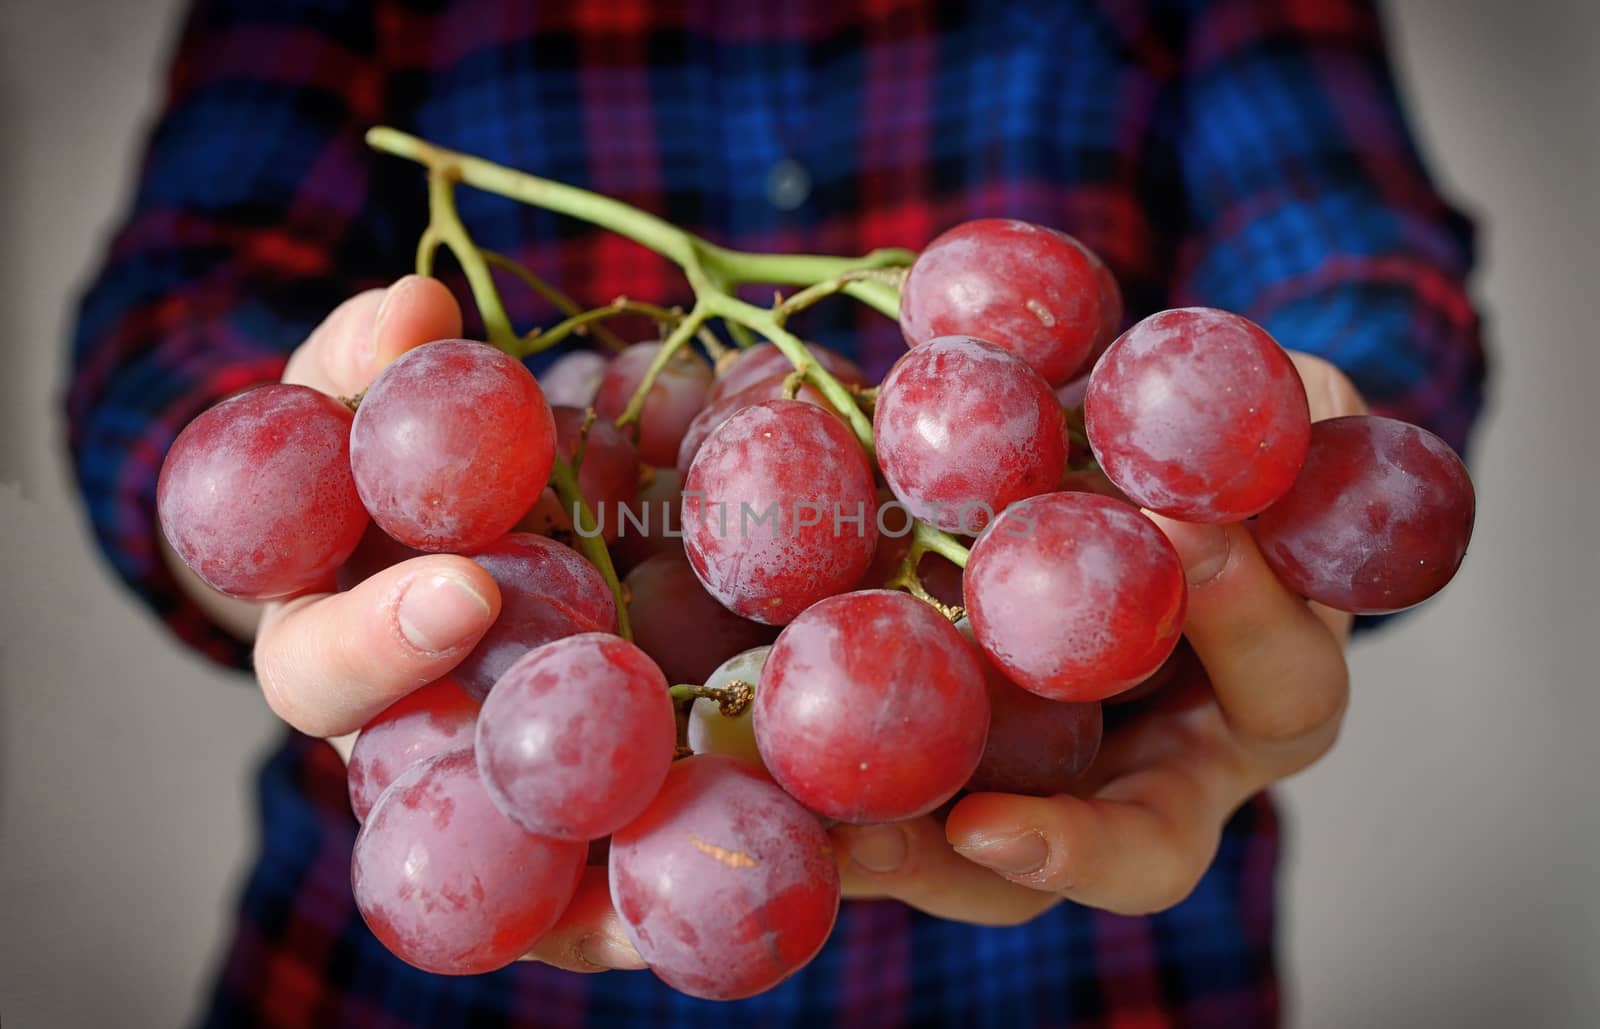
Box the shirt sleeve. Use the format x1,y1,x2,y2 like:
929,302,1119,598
1162,0,1488,454
65,0,403,669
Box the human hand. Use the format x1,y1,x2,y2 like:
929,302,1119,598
245,278,647,972
832,352,1367,923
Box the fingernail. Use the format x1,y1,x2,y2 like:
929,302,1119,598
366,278,410,365
1147,514,1230,586
846,823,908,874
953,831,1048,876
577,932,646,970
397,572,491,654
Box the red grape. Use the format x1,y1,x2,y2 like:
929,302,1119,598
1252,415,1475,612
609,755,839,1000
351,748,585,975
1084,308,1310,522
686,647,770,769
956,619,1101,795
593,341,713,467
610,466,684,572
899,219,1104,386
520,406,640,543
454,533,616,701
350,340,555,552
476,633,675,840
537,350,608,407
706,341,867,404
754,590,988,822
873,335,1069,533
965,492,1186,702
624,552,779,684
347,678,479,822
676,372,839,480
682,400,878,625
157,383,368,599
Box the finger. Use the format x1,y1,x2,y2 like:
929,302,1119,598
1144,514,1349,755
1287,351,1369,422
946,756,1242,916
522,866,646,973
254,555,499,737
833,817,1060,927
282,275,463,396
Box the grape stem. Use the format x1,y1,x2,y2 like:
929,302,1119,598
481,250,628,353
514,297,686,357
885,520,971,622
548,455,632,641
367,126,909,457
668,680,755,717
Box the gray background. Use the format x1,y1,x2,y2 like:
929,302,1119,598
1,1,1596,1025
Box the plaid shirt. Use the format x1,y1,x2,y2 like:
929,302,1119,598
67,0,1485,1025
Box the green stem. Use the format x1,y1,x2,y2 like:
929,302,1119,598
701,291,876,460
667,680,755,717
515,298,684,358
482,250,627,353
772,267,905,326
548,456,631,640
614,303,709,427
426,170,518,351
368,128,915,296
913,519,971,569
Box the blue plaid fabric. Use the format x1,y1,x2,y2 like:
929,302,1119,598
66,0,1485,1025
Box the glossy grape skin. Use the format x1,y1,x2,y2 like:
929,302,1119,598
754,590,988,823
1252,415,1475,613
351,748,585,976
682,400,878,625
157,383,368,599
955,619,1101,795
350,340,555,553
454,533,617,701
476,633,675,841
347,678,479,822
624,552,779,684
593,341,714,467
686,646,770,769
874,336,1069,533
609,755,840,1000
675,372,839,480
965,492,1186,702
1084,308,1310,523
610,466,684,573
538,350,608,407
899,219,1104,386
520,406,640,543
706,341,867,404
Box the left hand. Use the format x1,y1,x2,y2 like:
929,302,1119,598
832,352,1366,922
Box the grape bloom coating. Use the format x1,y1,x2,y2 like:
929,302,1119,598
754,589,989,823
965,492,1187,702
1085,307,1311,523
156,383,369,599
609,755,841,1000
350,339,556,553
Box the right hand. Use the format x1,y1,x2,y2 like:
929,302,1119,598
165,276,645,973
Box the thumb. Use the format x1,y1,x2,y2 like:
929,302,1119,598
255,554,499,738
283,275,463,396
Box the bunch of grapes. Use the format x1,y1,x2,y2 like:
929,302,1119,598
156,134,1476,1000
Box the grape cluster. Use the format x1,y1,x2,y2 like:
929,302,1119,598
157,212,1475,999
